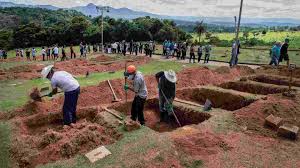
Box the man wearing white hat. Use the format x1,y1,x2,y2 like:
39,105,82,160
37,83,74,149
155,70,177,122
41,65,80,126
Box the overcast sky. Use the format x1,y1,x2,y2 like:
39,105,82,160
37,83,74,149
4,0,300,19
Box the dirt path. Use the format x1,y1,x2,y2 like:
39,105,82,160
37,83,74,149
149,54,261,69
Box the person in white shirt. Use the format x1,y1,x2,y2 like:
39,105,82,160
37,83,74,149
53,46,59,60
41,65,80,125
42,47,46,61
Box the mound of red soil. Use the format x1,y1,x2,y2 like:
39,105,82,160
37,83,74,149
0,64,44,80
54,56,151,76
234,94,300,138
257,65,300,78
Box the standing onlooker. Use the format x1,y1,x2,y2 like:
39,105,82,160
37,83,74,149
134,42,138,56
53,46,59,60
42,47,46,61
61,46,67,61
149,41,154,58
230,41,241,67
139,42,143,54
16,49,20,57
0,49,3,59
122,40,126,56
32,48,37,61
189,44,196,63
279,38,290,66
204,44,212,63
20,49,24,58
2,50,7,59
87,44,91,54
46,47,51,60
181,42,187,60
80,42,84,57
70,45,76,59
26,49,31,60
197,45,203,63
269,42,281,66
176,43,181,60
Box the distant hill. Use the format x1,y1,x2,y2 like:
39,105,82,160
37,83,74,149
1,2,300,27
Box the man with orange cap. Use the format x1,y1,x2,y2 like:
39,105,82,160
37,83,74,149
124,65,148,125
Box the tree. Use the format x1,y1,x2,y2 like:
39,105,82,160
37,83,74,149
194,21,206,43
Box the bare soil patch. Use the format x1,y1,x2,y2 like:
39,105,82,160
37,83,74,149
249,74,300,87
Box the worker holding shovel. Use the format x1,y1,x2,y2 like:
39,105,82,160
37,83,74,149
155,70,177,123
124,65,148,125
41,65,80,126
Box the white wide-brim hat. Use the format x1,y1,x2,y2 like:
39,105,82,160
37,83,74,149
164,70,177,83
41,65,54,78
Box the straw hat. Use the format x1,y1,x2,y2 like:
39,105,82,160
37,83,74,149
41,65,54,78
164,70,177,83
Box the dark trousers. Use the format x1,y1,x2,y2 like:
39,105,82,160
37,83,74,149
189,53,195,63
63,87,80,125
204,54,210,63
131,96,146,125
42,54,45,61
181,51,186,60
71,51,76,59
198,53,202,63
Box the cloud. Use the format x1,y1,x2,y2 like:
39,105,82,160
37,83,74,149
5,0,300,19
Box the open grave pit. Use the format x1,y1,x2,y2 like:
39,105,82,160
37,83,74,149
249,74,300,88
219,80,293,95
176,86,258,111
11,107,123,168
111,98,211,133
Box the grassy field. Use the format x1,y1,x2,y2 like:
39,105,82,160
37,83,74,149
192,31,300,49
154,45,300,65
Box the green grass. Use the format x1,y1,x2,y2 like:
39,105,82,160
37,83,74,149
0,122,11,168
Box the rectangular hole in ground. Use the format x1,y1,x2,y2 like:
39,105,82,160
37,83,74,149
112,98,211,133
176,87,256,111
249,75,300,87
219,81,291,95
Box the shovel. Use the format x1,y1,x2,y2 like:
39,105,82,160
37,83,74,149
160,90,181,127
107,80,121,102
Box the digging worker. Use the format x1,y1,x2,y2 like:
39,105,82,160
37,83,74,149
41,65,80,126
155,70,177,122
124,65,148,125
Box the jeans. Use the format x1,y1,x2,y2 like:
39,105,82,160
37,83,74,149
204,54,210,63
269,56,279,66
63,87,80,125
131,96,146,125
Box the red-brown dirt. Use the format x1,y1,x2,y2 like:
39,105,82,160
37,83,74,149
0,64,44,80
234,93,300,138
3,65,257,167
0,55,151,80
10,107,123,168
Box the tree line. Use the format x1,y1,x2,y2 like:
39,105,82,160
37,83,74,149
0,7,191,50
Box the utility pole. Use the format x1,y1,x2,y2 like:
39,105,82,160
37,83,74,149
96,6,110,53
234,0,244,66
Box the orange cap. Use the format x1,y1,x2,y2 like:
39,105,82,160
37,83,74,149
127,65,136,74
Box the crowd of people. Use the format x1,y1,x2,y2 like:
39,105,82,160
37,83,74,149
162,40,212,64
104,40,155,57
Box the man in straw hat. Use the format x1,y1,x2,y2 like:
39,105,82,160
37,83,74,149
155,70,177,122
124,65,148,125
41,65,80,126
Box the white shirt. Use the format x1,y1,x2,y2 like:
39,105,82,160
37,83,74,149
42,49,46,55
54,47,59,54
51,71,80,92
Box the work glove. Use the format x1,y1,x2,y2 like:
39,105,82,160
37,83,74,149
48,92,53,97
124,84,129,91
165,103,173,112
